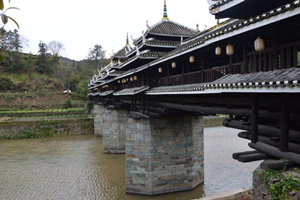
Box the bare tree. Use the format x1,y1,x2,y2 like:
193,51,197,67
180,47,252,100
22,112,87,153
47,41,65,56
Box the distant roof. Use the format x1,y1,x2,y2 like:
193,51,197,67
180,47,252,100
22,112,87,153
112,45,133,59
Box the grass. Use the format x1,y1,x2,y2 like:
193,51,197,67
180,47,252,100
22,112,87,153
0,108,86,114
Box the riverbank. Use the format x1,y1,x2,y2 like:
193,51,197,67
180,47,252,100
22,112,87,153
0,118,94,139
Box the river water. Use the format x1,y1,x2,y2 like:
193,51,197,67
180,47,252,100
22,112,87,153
0,127,260,200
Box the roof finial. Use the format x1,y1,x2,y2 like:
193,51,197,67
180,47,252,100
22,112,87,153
162,0,169,20
126,32,129,46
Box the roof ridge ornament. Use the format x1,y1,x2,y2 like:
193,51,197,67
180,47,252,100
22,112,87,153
135,45,140,57
146,20,150,29
142,31,146,44
162,0,169,20
126,32,129,46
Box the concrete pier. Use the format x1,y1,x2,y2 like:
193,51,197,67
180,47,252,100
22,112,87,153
125,115,204,195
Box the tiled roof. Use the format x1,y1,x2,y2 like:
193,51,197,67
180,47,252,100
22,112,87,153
146,68,300,95
145,39,180,47
113,86,149,96
148,20,198,37
112,45,133,59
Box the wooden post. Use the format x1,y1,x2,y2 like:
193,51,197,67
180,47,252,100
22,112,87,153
131,96,134,111
243,44,248,74
167,63,170,86
280,94,289,152
142,95,145,114
293,46,297,68
251,94,258,143
287,47,291,68
273,44,279,70
182,62,185,85
258,53,262,71
201,58,205,83
146,96,149,115
229,56,232,74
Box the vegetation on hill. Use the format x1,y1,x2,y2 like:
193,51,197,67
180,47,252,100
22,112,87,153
0,29,110,103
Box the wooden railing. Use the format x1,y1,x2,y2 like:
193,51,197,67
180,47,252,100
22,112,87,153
157,62,243,87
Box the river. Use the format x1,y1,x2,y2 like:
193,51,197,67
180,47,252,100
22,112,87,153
0,127,260,200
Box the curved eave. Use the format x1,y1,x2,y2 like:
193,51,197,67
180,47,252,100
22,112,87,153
210,0,244,15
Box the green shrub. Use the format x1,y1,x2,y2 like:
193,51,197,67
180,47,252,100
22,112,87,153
0,76,14,91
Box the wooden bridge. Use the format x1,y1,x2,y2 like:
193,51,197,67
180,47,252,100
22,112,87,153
89,0,300,196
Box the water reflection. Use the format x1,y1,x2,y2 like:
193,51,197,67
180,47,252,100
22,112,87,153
0,127,259,200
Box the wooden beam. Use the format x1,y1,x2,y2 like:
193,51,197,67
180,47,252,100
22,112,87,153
223,119,300,143
238,132,300,154
260,159,295,170
237,152,269,163
232,150,258,159
249,141,300,165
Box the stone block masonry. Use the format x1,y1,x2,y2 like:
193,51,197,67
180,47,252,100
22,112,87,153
102,108,128,154
126,115,204,195
92,104,105,137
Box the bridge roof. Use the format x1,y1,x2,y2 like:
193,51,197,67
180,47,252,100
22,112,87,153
146,68,300,95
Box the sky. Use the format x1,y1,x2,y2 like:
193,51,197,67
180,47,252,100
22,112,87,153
4,0,217,61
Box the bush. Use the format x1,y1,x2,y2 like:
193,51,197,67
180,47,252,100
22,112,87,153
86,100,94,113
63,98,72,109
0,76,14,91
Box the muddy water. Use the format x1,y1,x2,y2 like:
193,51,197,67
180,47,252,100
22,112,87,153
0,127,259,200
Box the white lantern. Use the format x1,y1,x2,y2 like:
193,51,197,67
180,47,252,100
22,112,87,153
254,37,265,52
134,76,137,81
130,77,133,82
189,56,195,63
226,44,234,56
172,62,176,68
158,67,163,73
215,46,222,55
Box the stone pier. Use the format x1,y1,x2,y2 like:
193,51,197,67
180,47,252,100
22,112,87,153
102,108,128,154
125,115,204,195
92,104,105,137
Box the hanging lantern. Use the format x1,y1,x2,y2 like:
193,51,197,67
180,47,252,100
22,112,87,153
254,37,265,52
215,46,222,55
189,56,195,63
134,76,138,81
118,80,120,83
158,67,163,73
172,62,176,68
226,44,234,56
130,77,133,82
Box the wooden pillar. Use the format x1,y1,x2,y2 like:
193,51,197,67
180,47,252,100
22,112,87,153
142,95,145,114
258,53,262,72
201,58,205,83
287,47,291,69
280,94,289,152
251,94,258,143
167,64,170,86
293,46,297,68
146,96,149,115
131,96,134,111
273,44,279,70
243,44,248,74
182,62,185,85
228,56,232,74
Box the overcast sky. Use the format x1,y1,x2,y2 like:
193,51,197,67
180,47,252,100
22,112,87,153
4,0,217,61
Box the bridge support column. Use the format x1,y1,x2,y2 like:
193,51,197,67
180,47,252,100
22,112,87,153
102,108,128,154
126,115,204,195
92,104,105,137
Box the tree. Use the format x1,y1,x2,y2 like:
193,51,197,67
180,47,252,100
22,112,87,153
47,41,64,56
0,29,23,52
36,41,50,74
87,44,105,69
